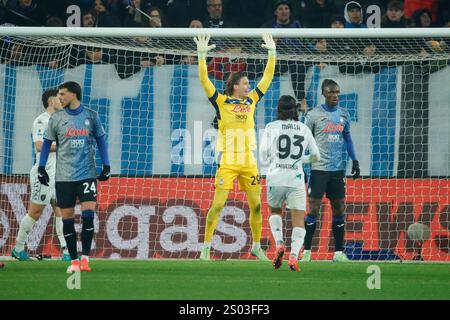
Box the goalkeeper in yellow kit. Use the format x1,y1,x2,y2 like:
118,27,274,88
194,34,276,261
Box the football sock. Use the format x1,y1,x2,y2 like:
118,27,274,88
15,214,36,251
246,190,262,243
63,218,78,260
81,210,95,256
55,216,67,250
251,242,261,251
269,214,283,246
203,242,211,250
303,215,317,250
290,227,306,259
204,189,229,242
332,215,345,252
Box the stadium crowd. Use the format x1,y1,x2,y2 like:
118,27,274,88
0,0,449,109
0,0,449,28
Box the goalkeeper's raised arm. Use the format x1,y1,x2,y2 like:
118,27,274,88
194,34,276,100
256,34,276,95
194,34,217,98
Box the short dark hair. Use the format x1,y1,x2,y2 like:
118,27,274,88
225,72,247,96
321,79,339,93
41,88,59,109
387,0,403,11
277,95,299,121
58,81,82,100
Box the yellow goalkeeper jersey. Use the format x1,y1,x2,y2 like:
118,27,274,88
198,55,275,154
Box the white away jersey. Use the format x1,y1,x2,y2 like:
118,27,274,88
261,120,319,188
32,112,56,173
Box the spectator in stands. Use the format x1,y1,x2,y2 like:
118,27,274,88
189,19,203,28
167,0,206,27
82,9,96,27
411,8,435,28
123,0,152,27
146,5,165,27
263,0,307,24
180,20,203,65
204,0,235,28
330,14,344,27
343,1,366,28
335,0,385,26
381,0,406,28
262,0,301,28
260,0,308,113
403,0,439,25
2,0,46,26
303,0,337,28
93,0,121,27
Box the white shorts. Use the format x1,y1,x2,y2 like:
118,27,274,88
29,166,56,205
267,186,306,211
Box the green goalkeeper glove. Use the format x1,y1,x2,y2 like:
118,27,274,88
193,34,216,60
261,34,276,57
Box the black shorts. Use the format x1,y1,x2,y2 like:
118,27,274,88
55,179,97,209
308,170,345,200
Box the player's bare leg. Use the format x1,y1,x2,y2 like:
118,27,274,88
288,210,306,271
330,198,349,262
12,202,44,261
51,201,70,261
201,189,230,260
268,206,284,269
301,197,322,262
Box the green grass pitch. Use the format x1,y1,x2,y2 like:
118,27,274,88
0,260,448,300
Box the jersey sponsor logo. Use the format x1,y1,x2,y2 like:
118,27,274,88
235,114,247,121
65,127,90,138
70,139,85,148
230,104,252,113
323,122,344,133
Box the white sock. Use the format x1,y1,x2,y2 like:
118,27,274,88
55,217,67,250
290,227,306,259
252,242,261,251
203,241,211,249
81,255,89,261
15,214,36,251
269,214,283,246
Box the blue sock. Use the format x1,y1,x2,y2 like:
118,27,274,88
303,215,317,250
332,215,345,252
81,210,95,256
63,218,77,260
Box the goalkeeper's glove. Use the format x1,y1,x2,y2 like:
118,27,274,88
38,166,49,186
261,34,276,57
351,160,360,180
97,165,111,181
193,34,216,59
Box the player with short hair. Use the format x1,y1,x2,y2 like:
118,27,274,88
11,89,70,261
301,79,360,262
38,81,111,273
260,95,320,271
194,34,276,261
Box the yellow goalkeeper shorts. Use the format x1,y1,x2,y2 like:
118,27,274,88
214,152,261,191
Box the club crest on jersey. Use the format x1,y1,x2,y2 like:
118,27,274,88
323,122,344,133
231,105,251,113
85,119,90,126
65,127,89,138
